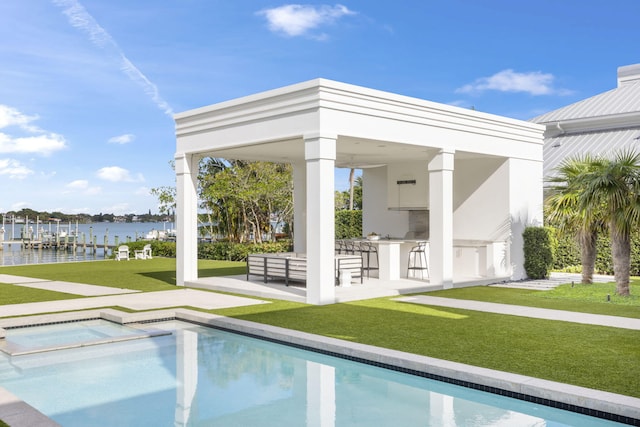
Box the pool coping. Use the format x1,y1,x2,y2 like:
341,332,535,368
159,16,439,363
0,308,639,426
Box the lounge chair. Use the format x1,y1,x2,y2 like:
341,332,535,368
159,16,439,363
134,244,152,260
115,245,130,261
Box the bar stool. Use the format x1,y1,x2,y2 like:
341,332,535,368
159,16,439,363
407,242,429,279
344,240,357,255
359,241,379,278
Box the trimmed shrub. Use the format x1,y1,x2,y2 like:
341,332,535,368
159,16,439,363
523,226,556,279
116,240,291,262
197,240,292,261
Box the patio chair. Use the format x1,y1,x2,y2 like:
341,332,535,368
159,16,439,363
134,244,152,260
359,241,379,278
407,242,428,279
115,245,130,261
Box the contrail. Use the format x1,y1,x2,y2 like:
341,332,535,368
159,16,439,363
52,0,174,117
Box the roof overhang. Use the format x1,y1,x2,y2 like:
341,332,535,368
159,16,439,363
175,78,545,166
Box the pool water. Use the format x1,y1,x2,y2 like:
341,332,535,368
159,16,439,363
0,320,169,356
0,320,627,426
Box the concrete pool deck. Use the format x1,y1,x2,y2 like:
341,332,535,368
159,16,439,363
0,274,639,425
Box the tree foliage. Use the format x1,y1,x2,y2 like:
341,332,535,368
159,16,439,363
199,158,293,243
335,175,362,210
545,149,640,296
545,154,606,284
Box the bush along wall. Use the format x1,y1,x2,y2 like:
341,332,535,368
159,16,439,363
523,226,556,279
551,229,640,276
335,210,362,239
116,240,292,262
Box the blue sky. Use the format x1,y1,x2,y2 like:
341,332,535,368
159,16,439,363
1,1,638,215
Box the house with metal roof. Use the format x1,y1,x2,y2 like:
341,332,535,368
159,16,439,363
532,63,640,179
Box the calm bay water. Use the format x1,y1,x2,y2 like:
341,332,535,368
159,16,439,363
0,222,173,267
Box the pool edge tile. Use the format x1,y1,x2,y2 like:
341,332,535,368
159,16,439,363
0,387,61,427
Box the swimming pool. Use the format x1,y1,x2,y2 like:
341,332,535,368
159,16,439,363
0,317,631,426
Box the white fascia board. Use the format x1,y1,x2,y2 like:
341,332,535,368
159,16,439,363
542,111,640,137
316,80,545,144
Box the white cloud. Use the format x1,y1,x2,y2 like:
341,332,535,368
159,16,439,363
104,202,131,215
11,202,30,211
456,69,571,96
53,0,174,116
108,133,135,144
0,105,40,132
0,105,68,156
258,4,356,38
0,133,67,156
0,158,34,179
66,179,89,189
66,179,102,195
96,166,143,183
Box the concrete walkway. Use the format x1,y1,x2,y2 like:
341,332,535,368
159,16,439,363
2,272,637,333
0,274,268,317
395,295,640,330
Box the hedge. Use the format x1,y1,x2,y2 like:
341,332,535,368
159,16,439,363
552,230,640,276
115,240,292,262
523,226,556,279
335,210,362,239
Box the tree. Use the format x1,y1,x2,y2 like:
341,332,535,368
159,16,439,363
150,161,176,219
199,159,293,243
574,150,640,296
335,175,362,211
348,168,355,210
545,154,606,284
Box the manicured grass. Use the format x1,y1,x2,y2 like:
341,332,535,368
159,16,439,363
214,296,640,398
0,284,81,305
0,258,245,293
425,281,640,319
1,260,639,398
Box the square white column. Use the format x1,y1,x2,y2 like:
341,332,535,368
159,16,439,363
508,157,543,280
428,149,454,289
305,134,336,305
175,329,198,426
306,361,336,427
175,152,199,286
292,161,307,254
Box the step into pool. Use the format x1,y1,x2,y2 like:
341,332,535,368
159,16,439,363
0,319,170,356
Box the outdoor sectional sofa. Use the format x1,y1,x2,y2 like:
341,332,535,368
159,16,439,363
247,253,363,286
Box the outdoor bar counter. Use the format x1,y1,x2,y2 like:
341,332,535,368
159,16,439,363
354,238,498,281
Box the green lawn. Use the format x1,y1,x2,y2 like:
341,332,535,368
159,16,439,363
426,281,640,318
1,259,639,398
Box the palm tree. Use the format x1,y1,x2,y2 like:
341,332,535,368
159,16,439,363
574,149,640,296
348,168,355,210
545,154,605,284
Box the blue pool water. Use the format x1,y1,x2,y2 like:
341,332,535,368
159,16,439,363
0,320,627,426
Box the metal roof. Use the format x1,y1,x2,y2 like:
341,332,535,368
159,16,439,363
543,126,640,178
532,64,640,180
533,64,640,124
533,80,640,123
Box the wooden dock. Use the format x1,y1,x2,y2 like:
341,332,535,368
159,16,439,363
1,237,123,254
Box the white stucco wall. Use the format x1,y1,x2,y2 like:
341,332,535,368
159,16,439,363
507,157,544,280
452,158,510,241
362,167,409,238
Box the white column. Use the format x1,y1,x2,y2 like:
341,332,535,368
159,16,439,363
508,158,543,280
175,152,199,286
305,134,336,305
306,361,336,427
292,161,307,254
428,149,454,289
175,329,198,427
